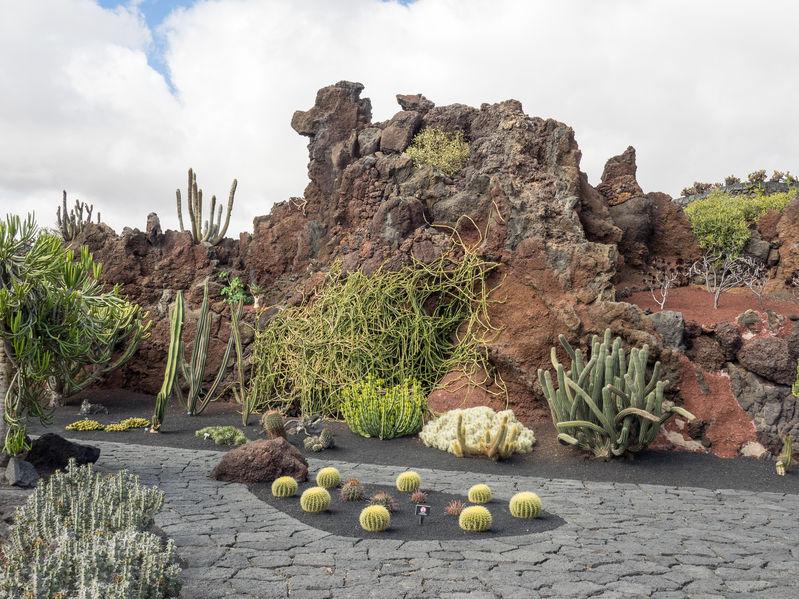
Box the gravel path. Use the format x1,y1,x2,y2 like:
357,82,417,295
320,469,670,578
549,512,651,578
85,440,799,598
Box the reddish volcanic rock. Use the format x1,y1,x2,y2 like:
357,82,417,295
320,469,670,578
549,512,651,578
595,146,643,206
210,438,308,484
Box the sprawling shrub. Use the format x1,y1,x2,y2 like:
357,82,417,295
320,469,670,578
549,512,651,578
405,128,469,176
684,188,796,256
0,460,181,598
249,247,499,417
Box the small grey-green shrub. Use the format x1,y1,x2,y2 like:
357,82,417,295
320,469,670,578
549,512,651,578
405,128,469,177
0,460,181,598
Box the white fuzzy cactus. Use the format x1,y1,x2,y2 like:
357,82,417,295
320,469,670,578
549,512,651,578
0,460,181,598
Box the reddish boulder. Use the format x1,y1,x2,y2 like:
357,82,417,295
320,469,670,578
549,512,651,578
210,438,308,484
595,146,643,206
380,110,422,153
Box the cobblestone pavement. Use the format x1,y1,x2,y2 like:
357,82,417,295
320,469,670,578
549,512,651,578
89,440,798,598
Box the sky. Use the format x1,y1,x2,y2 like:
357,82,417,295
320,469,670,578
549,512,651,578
1,0,798,237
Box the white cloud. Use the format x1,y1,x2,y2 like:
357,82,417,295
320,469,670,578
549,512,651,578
1,0,798,236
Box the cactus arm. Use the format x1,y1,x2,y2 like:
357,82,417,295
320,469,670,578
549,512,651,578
614,407,660,423
644,361,662,396
176,189,185,232
150,292,184,432
214,178,236,242
555,420,607,435
558,334,576,362
565,374,612,432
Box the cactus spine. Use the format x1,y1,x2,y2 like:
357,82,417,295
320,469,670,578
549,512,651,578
176,168,236,245
262,410,286,439
271,476,299,497
395,471,421,493
340,478,365,502
316,467,341,489
538,328,695,458
467,484,492,504
300,487,331,513
509,492,542,519
359,505,391,532
459,505,492,532
56,190,100,241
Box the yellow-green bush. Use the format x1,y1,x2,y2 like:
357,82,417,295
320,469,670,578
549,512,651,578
685,188,796,256
341,377,426,439
405,128,469,177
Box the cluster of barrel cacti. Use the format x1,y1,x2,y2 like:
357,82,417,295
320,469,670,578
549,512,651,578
176,167,237,245
538,328,696,458
0,460,181,598
56,190,100,241
151,280,246,431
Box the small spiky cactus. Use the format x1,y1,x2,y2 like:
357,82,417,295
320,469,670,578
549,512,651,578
445,499,466,517
459,505,492,532
262,410,286,439
300,487,331,513
369,491,399,513
509,492,542,519
467,484,492,504
271,476,299,498
316,467,341,489
396,471,421,493
410,490,428,504
304,427,335,452
340,478,366,502
359,505,391,532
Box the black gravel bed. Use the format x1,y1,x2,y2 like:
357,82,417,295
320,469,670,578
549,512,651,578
28,389,799,495
250,482,564,540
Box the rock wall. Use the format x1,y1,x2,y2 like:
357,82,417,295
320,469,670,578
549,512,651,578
78,81,798,458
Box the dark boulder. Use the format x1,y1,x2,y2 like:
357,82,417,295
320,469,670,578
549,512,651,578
5,457,39,488
26,433,100,474
210,437,308,484
736,336,795,385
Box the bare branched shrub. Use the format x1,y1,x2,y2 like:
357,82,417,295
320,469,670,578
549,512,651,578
644,258,688,311
724,175,741,186
736,255,768,306
690,252,763,309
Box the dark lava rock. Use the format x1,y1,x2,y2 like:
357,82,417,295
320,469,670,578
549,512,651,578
736,336,795,385
6,457,39,488
646,310,684,348
26,433,100,474
211,437,308,484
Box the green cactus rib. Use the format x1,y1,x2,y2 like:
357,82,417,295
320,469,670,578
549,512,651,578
538,328,695,458
176,168,236,245
150,291,184,432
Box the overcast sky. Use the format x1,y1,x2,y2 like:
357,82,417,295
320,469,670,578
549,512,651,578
1,0,797,237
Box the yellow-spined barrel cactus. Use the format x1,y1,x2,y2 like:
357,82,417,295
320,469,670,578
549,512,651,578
316,467,341,489
359,505,391,532
300,487,331,513
467,484,492,504
395,471,421,493
509,491,541,519
459,505,492,532
271,476,298,498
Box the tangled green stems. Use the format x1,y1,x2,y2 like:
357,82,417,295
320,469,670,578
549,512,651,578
395,471,421,493
249,246,502,418
467,484,492,504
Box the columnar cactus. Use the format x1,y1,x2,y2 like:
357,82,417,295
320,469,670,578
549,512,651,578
359,505,391,532
395,471,421,493
538,328,695,458
176,167,237,245
56,190,100,241
271,476,299,498
316,467,341,489
459,505,492,532
467,484,492,504
300,487,331,513
509,492,542,519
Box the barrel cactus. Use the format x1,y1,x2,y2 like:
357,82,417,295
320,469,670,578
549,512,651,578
261,410,286,439
316,467,341,489
467,484,492,504
300,487,331,513
459,505,492,532
271,476,298,498
509,491,541,519
410,490,427,504
359,505,391,532
340,478,366,502
395,471,421,493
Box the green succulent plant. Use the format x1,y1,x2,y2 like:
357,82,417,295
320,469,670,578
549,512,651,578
395,471,421,493
316,467,341,489
300,487,331,513
467,484,492,504
271,476,299,498
459,505,492,532
359,505,391,532
509,492,542,519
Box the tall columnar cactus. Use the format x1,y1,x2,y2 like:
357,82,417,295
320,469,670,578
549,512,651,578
176,168,237,245
150,290,184,432
56,190,100,241
538,328,695,458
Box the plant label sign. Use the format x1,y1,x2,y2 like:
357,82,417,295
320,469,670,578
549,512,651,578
415,504,431,524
